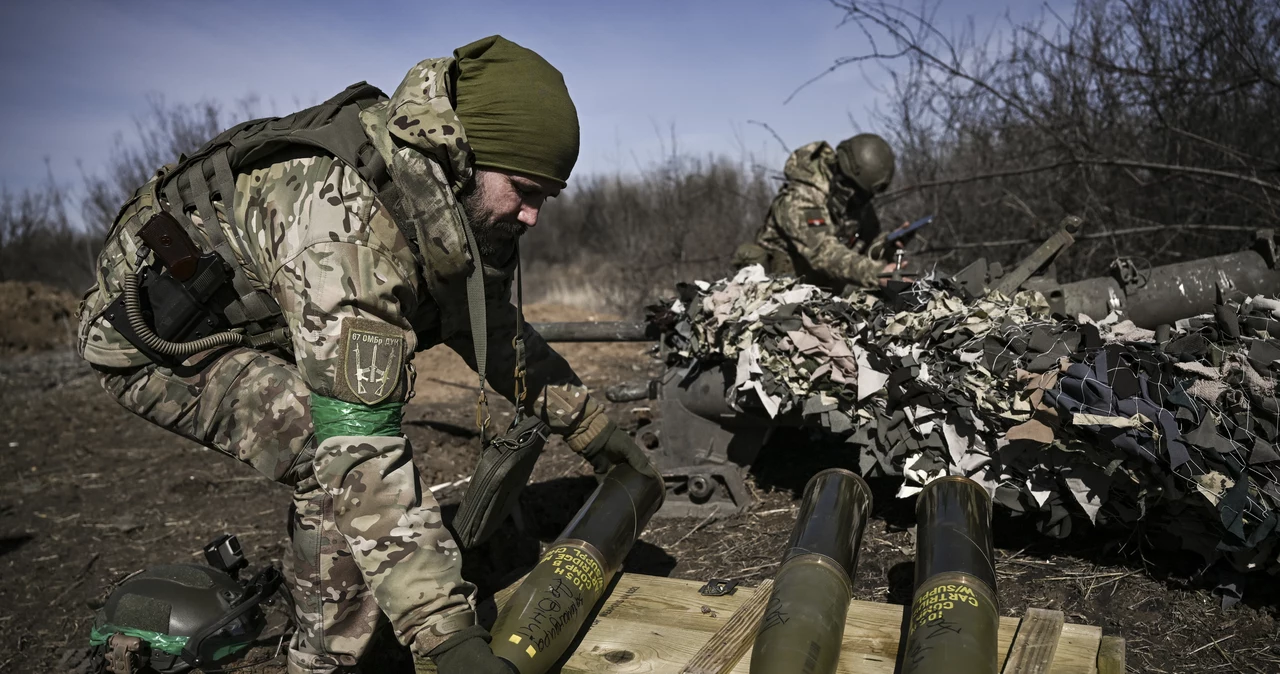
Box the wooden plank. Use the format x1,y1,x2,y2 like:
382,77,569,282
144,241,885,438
1008,619,1100,674
1002,608,1066,674
1095,636,1126,674
681,579,774,674
422,573,1105,674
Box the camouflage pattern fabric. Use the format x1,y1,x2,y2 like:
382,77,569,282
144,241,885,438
747,141,885,290
649,267,1280,595
76,56,607,674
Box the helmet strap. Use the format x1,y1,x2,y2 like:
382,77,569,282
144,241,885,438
179,566,284,669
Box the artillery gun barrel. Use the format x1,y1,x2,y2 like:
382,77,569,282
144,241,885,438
902,476,999,674
530,321,656,342
749,468,872,674
1056,248,1280,328
489,464,663,674
531,245,1280,343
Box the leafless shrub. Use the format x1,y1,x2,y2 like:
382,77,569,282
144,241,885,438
0,97,257,294
0,172,92,291
822,0,1280,279
523,153,775,313
80,96,257,235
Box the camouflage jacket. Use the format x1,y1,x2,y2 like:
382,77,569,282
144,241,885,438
77,57,610,652
751,141,884,289
79,57,604,447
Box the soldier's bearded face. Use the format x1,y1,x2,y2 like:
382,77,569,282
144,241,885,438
464,168,561,256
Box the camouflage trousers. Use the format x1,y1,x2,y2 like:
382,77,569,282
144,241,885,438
92,346,474,674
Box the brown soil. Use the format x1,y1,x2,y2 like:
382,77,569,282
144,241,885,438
0,281,79,354
1,304,1277,673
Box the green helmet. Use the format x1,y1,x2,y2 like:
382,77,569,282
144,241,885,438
835,134,896,194
89,536,282,674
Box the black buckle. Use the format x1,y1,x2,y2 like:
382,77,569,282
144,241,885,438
204,534,248,578
698,578,739,596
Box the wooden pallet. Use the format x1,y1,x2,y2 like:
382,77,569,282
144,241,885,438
419,573,1124,674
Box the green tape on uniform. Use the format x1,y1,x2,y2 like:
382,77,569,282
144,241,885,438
311,394,403,443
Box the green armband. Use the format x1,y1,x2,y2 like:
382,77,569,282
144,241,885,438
311,394,404,444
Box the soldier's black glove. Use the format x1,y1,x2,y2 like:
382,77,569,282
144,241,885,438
581,421,661,481
428,625,515,674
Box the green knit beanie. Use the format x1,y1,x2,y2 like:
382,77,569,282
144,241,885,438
452,35,580,188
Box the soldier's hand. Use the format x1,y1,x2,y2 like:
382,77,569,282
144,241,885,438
878,259,915,286
581,420,661,481
878,262,900,287
428,626,514,674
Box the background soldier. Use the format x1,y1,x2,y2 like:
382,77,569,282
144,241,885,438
735,134,901,290
75,35,656,674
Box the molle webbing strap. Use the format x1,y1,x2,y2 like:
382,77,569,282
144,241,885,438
206,149,283,326
163,157,283,328
154,82,394,331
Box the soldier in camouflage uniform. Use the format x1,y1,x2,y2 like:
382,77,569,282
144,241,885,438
735,134,900,291
75,36,655,674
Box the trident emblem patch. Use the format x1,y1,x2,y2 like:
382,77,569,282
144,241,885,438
339,318,404,405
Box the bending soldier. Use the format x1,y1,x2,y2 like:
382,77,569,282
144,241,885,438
736,134,902,291
75,36,657,674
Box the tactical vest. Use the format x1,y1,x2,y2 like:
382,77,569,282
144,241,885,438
106,81,493,404
145,81,413,332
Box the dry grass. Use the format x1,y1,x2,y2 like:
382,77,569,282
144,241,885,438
0,281,78,354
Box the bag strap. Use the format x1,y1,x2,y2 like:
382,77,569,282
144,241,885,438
457,204,490,441
512,239,530,423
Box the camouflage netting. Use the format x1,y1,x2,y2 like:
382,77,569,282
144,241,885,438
648,265,1280,578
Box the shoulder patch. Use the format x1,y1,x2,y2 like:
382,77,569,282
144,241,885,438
338,318,404,405
803,208,828,227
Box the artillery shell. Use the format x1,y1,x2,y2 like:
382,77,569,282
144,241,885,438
902,476,999,674
490,464,663,674
749,468,872,674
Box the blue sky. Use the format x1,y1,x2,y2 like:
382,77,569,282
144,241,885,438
0,0,1053,203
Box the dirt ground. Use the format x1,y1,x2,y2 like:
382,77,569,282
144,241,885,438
1,301,1278,673
0,281,79,355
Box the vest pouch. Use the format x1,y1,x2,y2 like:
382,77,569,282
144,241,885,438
453,414,550,549
103,255,231,366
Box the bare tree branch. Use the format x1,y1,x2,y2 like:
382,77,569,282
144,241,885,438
921,223,1265,252
816,0,1280,281
884,157,1280,201
747,120,792,155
